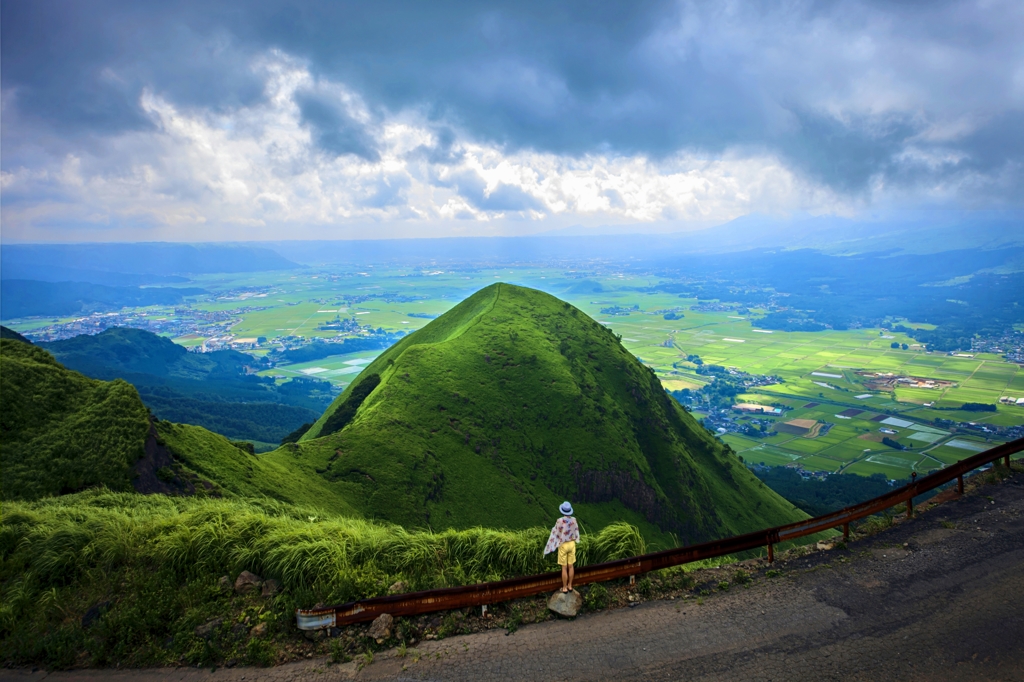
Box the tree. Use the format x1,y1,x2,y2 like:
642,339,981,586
890,342,900,349
901,343,909,350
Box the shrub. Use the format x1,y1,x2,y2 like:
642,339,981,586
584,583,609,610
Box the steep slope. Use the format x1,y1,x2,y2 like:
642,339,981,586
0,339,356,515
0,339,150,499
42,328,328,443
299,283,805,544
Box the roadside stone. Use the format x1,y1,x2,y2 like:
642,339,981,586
261,578,281,597
217,575,231,593
249,622,268,638
547,589,582,617
367,613,394,642
816,541,835,551
303,629,326,642
234,570,263,595
388,580,408,594
194,618,223,639
81,600,111,628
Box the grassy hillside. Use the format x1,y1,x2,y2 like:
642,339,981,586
0,337,353,514
0,490,645,668
0,338,151,500
300,283,805,544
43,328,329,443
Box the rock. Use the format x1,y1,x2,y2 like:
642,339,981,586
261,579,281,597
367,613,394,642
234,570,262,595
81,601,111,628
388,581,408,594
250,622,268,638
194,618,224,639
816,541,835,551
217,576,232,592
547,590,583,617
303,629,326,642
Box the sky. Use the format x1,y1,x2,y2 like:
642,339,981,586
1,0,1023,242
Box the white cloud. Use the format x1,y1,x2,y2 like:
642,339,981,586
1,50,854,241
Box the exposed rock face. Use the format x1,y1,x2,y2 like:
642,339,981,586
132,420,196,496
547,589,583,617
195,618,223,639
234,570,263,594
367,613,394,642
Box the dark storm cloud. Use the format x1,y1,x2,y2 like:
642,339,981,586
294,91,380,161
2,0,1022,200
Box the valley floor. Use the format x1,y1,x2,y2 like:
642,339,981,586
6,471,1024,682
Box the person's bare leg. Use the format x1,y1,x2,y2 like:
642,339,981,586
561,564,569,592
568,564,574,591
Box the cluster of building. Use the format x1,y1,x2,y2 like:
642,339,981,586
21,306,266,344
969,331,1024,365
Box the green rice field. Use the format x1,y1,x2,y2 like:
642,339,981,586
9,266,1023,478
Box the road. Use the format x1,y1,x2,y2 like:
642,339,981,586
6,472,1024,682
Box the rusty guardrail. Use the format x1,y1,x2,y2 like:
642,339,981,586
297,436,1024,629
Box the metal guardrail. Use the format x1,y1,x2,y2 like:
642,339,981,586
297,436,1024,629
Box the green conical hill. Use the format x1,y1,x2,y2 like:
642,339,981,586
300,283,805,544
0,339,356,514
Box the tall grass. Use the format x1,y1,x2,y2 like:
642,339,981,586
1,489,647,615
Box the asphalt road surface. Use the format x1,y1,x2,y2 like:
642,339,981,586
6,472,1024,682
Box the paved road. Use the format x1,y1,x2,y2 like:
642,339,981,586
6,473,1024,681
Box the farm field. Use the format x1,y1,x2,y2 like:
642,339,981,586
7,266,1023,475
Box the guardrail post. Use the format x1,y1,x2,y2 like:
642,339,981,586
957,475,964,495
767,542,774,563
1005,454,1011,469
907,498,913,518
843,523,849,541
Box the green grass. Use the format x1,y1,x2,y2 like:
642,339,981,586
0,339,150,500
297,283,807,544
0,491,646,668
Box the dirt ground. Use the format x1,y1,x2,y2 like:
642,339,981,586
5,470,1024,681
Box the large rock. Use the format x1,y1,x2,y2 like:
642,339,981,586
194,618,224,639
547,589,583,617
367,613,394,642
234,570,263,595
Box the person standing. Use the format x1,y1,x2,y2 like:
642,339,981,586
544,501,580,592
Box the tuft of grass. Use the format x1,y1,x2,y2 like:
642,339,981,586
583,583,609,610
0,490,651,668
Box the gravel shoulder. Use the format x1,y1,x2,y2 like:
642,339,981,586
7,470,1024,682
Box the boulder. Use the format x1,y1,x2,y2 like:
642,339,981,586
195,618,224,639
547,589,582,618
387,581,408,594
367,613,394,642
249,622,268,638
261,579,281,597
234,571,262,595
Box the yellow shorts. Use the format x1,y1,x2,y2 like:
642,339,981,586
557,541,576,566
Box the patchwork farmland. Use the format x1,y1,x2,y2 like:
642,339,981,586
7,266,1023,480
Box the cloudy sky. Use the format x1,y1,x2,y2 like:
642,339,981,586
2,0,1022,242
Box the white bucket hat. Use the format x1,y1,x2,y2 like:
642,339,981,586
559,501,574,516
